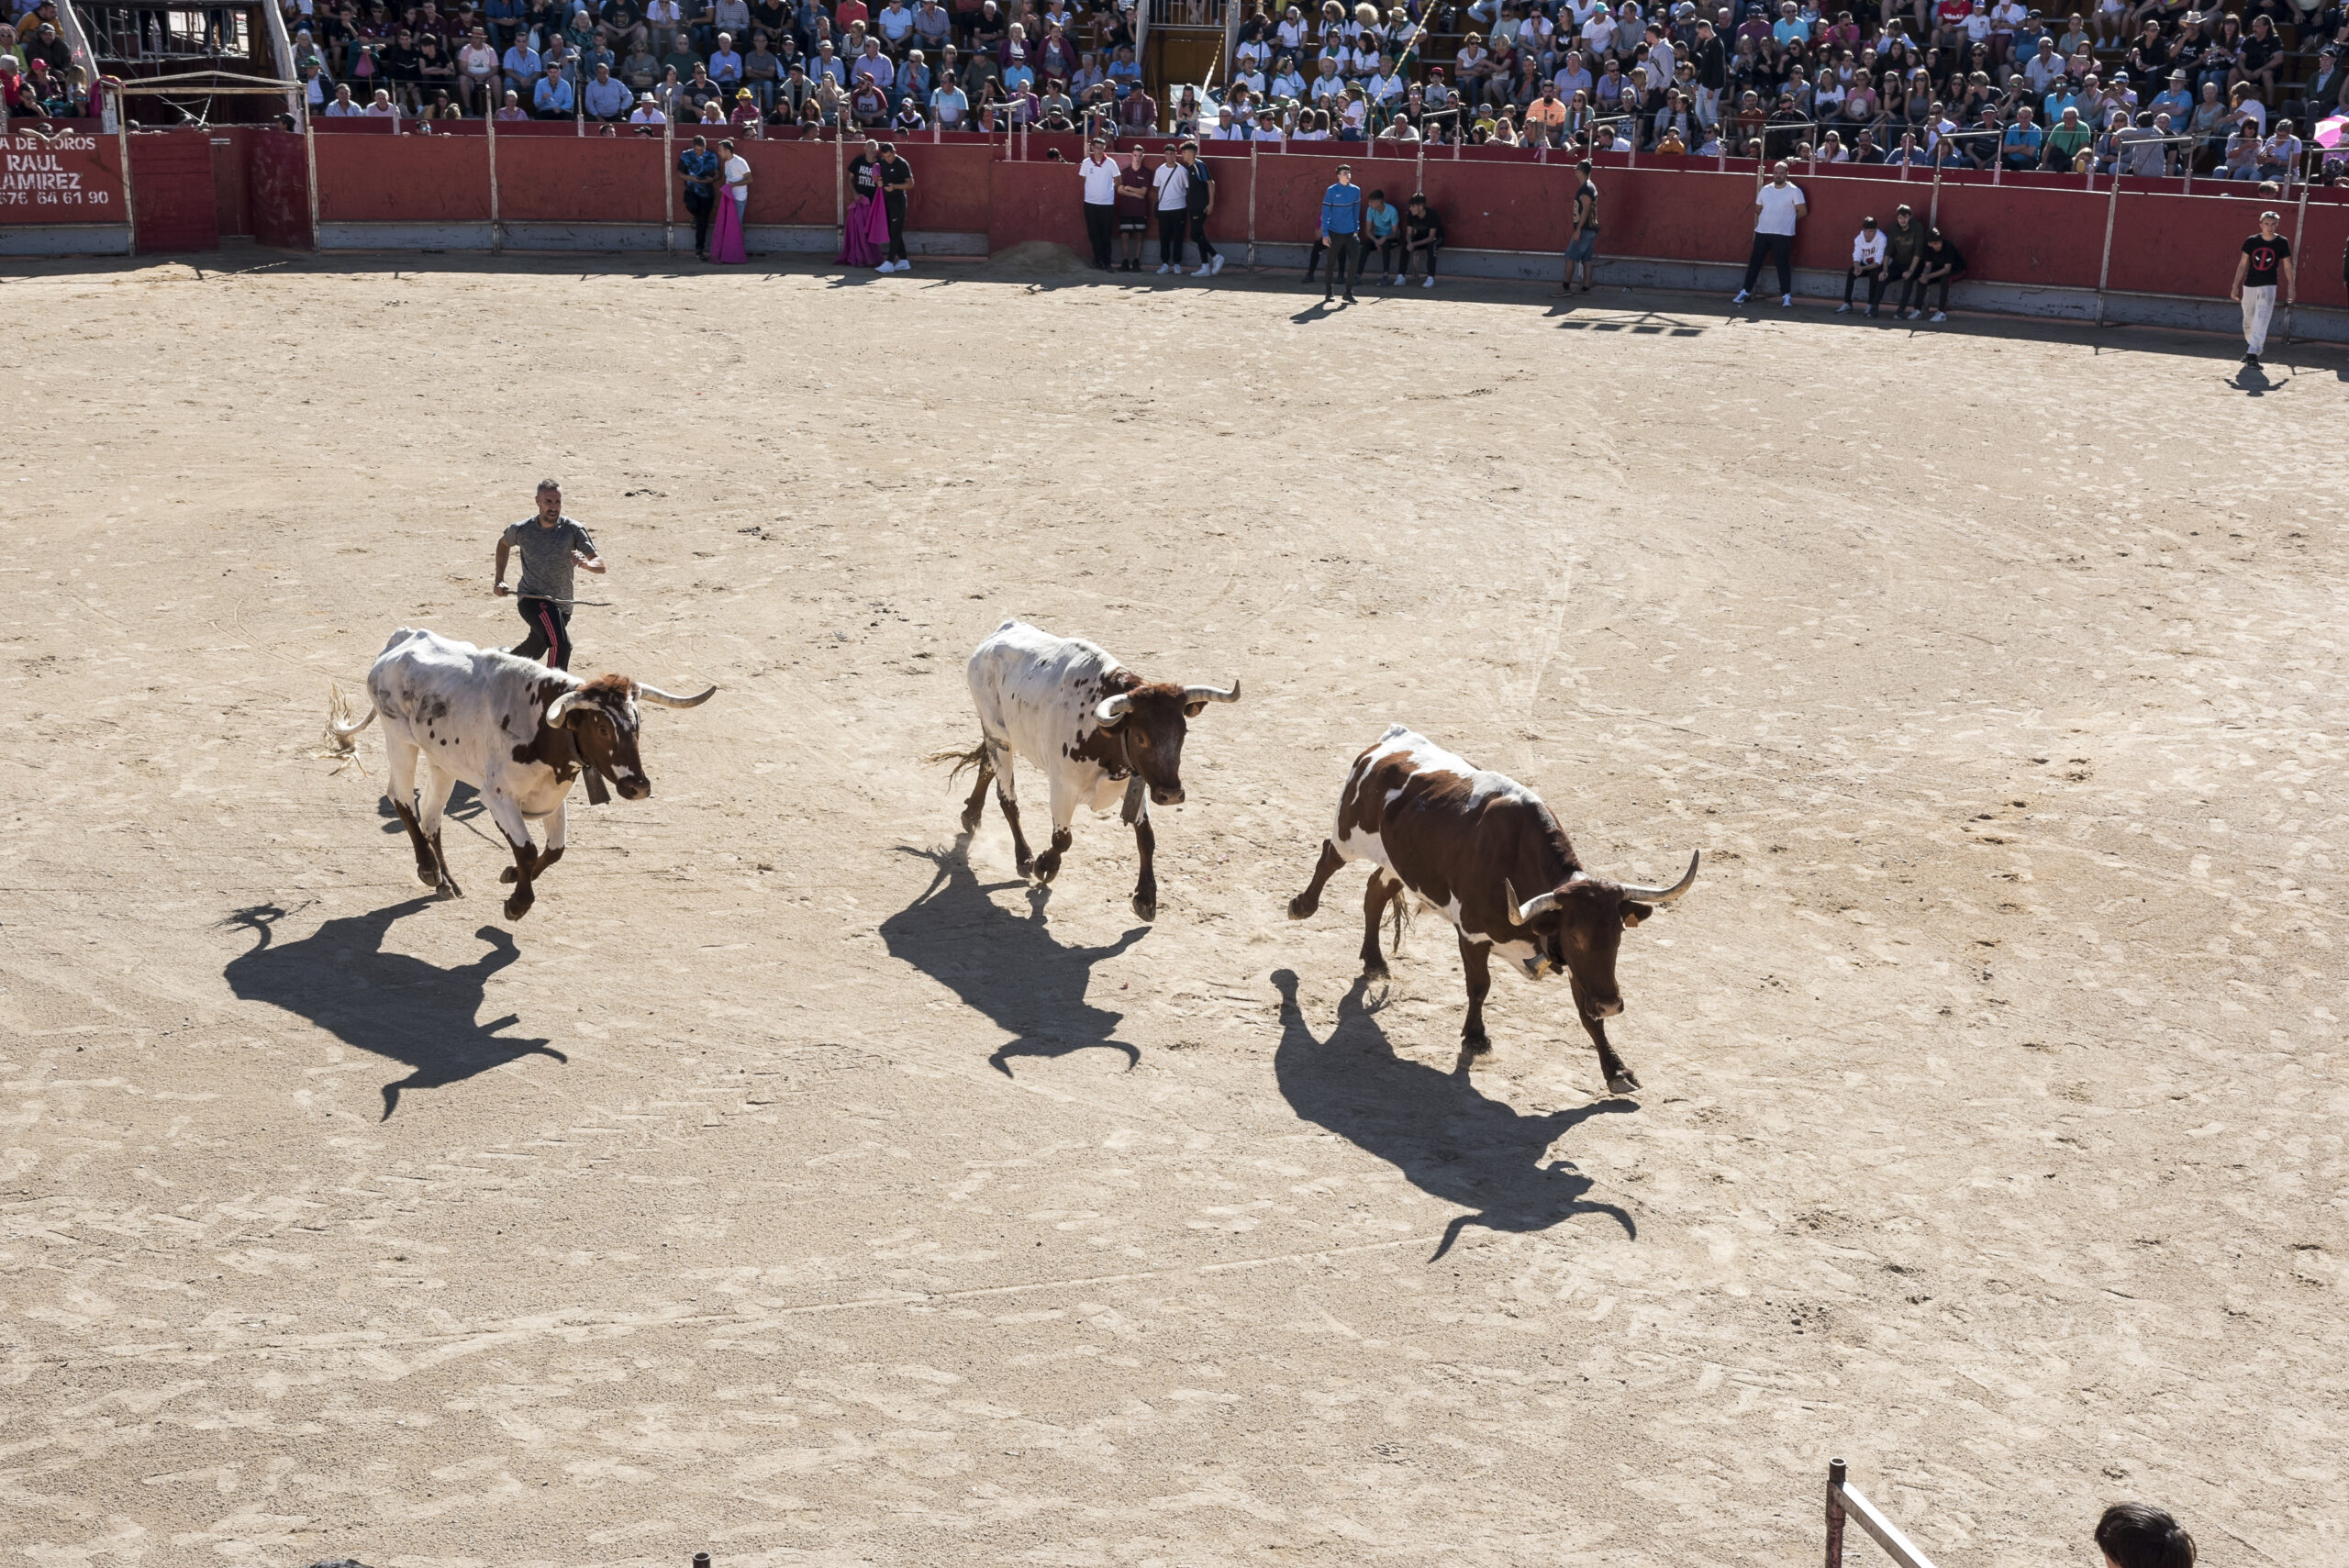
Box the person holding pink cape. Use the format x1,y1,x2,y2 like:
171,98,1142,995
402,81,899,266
710,138,751,264
837,136,894,269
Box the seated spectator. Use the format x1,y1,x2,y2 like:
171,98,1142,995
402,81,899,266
584,61,632,117
365,85,402,114
629,90,665,121
324,81,365,113
2001,101,2044,165
2045,102,2092,163
2221,114,2263,176
709,30,743,88
495,88,529,118
534,60,575,114
2258,117,2301,178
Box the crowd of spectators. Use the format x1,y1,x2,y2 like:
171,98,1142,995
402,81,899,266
1,0,95,117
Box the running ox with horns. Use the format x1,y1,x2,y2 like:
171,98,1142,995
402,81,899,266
328,628,716,921
1286,724,1698,1094
937,619,1241,921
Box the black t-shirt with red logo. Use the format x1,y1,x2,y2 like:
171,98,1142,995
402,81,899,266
2243,232,2290,287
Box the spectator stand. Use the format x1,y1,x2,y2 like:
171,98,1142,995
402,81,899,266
1821,1459,1939,1568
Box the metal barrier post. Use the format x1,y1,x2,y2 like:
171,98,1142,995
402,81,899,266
1247,134,1258,269
116,80,138,257
1928,149,1943,226
661,112,673,254
2094,162,2120,325
2288,155,2312,344
488,96,504,252
834,117,845,236
1825,1459,1848,1568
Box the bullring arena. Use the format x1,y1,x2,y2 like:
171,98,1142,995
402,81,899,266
2,253,2343,1568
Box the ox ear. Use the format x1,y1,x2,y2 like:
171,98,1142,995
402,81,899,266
1619,900,1654,929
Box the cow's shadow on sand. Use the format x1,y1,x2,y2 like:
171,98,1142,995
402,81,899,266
222,901,565,1118
1271,969,1635,1260
880,841,1146,1076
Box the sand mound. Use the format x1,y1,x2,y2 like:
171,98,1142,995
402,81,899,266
988,239,1088,276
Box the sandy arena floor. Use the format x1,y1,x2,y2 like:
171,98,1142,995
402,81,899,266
1,251,2343,1568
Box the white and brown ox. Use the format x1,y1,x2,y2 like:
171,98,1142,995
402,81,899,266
1286,724,1698,1094
936,619,1240,921
328,628,715,921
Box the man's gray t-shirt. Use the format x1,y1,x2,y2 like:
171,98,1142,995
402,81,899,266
504,517,596,601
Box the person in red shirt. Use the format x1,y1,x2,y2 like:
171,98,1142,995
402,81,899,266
835,0,870,28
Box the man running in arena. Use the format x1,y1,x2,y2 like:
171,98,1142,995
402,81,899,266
494,478,605,671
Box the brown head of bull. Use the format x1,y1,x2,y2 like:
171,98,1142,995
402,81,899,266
1501,851,1699,1093
1091,677,1242,806
544,673,718,803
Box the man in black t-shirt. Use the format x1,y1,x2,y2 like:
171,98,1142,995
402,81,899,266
1400,192,1444,286
2230,209,2294,366
879,141,916,269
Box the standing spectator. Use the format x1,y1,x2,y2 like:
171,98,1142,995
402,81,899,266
878,139,915,271
1318,161,1364,302
1113,148,1152,272
1733,160,1806,306
1399,191,1443,286
2230,207,2292,366
1841,212,1890,314
1909,226,1965,319
1077,134,1121,269
1176,140,1221,277
2095,1504,2195,1568
677,133,720,259
1150,143,1192,273
1564,156,1599,293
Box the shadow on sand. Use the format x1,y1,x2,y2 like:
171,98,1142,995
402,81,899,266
1271,968,1635,1260
222,901,565,1118
878,841,1146,1076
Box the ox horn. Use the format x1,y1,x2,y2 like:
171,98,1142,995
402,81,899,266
1615,851,1701,905
639,684,718,708
546,689,587,726
1180,679,1241,706
1504,877,1565,926
1094,692,1135,728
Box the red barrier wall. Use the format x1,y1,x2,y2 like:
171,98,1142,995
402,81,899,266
3,128,125,227
128,130,219,252
39,130,2349,318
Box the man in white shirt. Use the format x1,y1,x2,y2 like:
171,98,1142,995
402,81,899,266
1840,213,1890,315
1732,160,1806,306
1149,145,1190,273
323,82,364,115
629,92,665,121
1077,135,1122,267
930,74,969,125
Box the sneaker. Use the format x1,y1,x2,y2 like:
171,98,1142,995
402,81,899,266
1732,289,1750,304
1394,273,1405,284
1156,262,1172,274
1865,307,1878,317
1836,302,1851,313
1930,310,1946,322
1343,292,1356,303
1780,294,1792,307
1422,276,1434,288
1209,253,1225,274
1194,264,1212,275
1904,308,1920,319
2244,351,2261,365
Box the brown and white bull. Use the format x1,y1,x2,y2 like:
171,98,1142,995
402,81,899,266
328,628,715,921
935,619,1240,921
1286,724,1698,1094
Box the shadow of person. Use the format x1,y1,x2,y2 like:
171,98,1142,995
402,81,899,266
878,842,1146,1077
1270,968,1635,1260
2234,360,2281,394
221,902,565,1118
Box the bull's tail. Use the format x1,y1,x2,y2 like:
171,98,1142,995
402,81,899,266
1386,879,1411,957
324,684,377,751
923,740,991,786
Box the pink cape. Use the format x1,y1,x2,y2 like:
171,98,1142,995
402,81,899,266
837,193,891,266
711,184,748,264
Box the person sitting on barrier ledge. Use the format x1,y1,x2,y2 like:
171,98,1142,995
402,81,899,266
2096,1503,2194,1568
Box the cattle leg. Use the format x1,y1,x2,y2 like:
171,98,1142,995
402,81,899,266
1286,839,1347,920
1130,810,1158,922
1569,973,1641,1095
413,760,463,898
1360,872,1398,979
499,798,567,886
958,753,996,834
1031,775,1078,885
484,793,540,921
384,739,457,895
991,748,1036,875
1457,932,1494,1058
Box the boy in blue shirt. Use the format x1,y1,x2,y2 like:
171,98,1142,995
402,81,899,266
1363,187,1402,282
1318,163,1362,303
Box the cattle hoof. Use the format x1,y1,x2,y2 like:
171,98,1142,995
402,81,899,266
1130,895,1156,922
1015,855,1034,877
1286,895,1317,920
1362,959,1390,980
1606,1068,1642,1095
1461,1032,1491,1056
503,893,533,921
959,807,985,834
437,879,462,900
498,866,518,884
1033,856,1062,884
414,863,440,889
